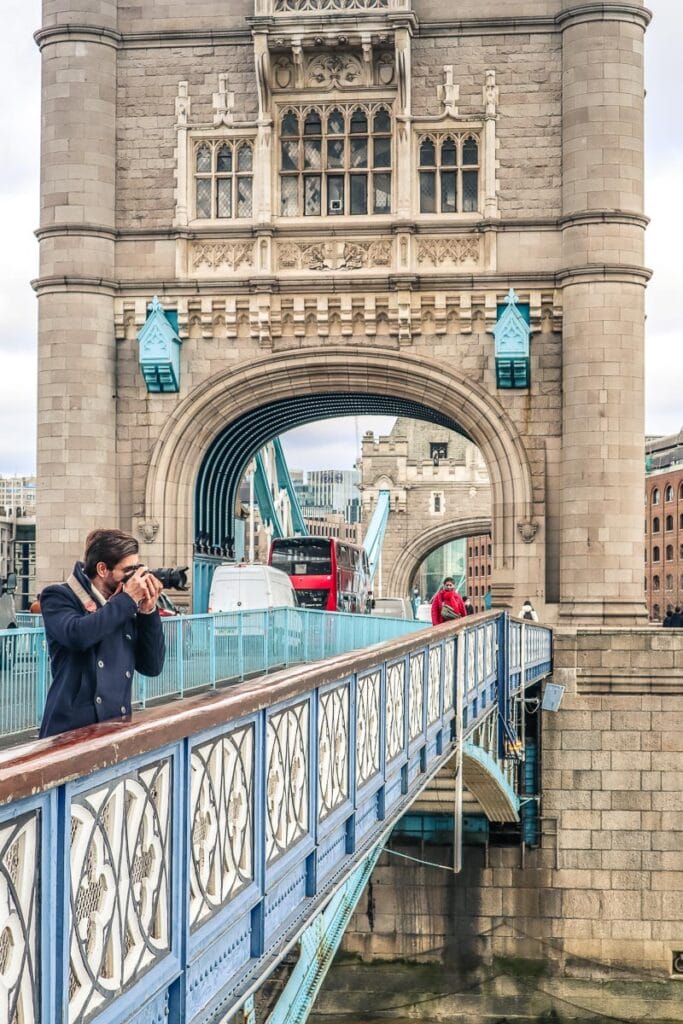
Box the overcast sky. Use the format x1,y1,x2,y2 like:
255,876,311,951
1,0,680,476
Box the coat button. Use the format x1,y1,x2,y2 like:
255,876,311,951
125,670,131,679
95,696,102,705
125,634,132,641
97,660,104,668
121,706,127,714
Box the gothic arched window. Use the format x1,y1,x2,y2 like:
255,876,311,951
418,132,480,214
280,105,393,217
194,140,253,219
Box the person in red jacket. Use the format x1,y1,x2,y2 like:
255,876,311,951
431,577,467,625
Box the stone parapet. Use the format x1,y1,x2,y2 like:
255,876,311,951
554,627,683,695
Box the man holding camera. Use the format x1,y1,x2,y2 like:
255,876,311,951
39,529,166,738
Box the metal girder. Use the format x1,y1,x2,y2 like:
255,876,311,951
265,846,383,1024
362,489,390,581
272,437,309,536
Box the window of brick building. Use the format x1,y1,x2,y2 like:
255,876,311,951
666,514,674,531
652,488,660,504
666,574,674,591
653,517,660,533
665,484,674,501
194,140,253,219
666,544,674,561
653,575,660,591
653,546,660,562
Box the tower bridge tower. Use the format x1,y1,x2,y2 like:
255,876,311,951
35,0,650,624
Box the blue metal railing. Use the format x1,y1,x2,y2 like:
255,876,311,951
0,612,553,1024
0,608,424,741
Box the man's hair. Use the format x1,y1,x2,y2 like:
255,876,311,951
84,529,139,578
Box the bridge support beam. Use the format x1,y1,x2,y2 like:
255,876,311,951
265,845,384,1024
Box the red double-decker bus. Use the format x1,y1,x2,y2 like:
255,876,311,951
268,537,372,613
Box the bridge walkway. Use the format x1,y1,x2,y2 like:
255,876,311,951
0,612,552,1024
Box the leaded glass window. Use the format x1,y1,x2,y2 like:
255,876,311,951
194,140,254,220
279,105,392,217
418,133,480,214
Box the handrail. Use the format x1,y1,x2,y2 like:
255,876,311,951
0,606,424,743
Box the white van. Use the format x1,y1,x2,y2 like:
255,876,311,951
370,597,415,620
208,564,298,613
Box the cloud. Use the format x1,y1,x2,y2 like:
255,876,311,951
281,417,396,472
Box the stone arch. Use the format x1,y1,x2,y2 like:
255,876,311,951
143,348,538,604
386,516,492,597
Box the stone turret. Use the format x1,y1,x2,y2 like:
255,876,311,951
558,0,651,623
35,2,118,577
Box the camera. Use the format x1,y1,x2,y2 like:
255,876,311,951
123,565,189,590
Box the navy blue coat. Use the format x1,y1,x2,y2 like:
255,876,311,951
39,562,166,738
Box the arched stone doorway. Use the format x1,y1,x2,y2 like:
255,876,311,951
142,348,541,610
386,517,492,598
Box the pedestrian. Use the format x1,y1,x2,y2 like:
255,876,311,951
671,606,683,628
39,528,166,739
663,605,675,627
483,587,493,610
518,598,539,622
29,593,42,614
463,595,475,616
410,586,421,616
431,577,467,625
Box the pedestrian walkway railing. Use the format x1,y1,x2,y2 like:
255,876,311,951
0,608,424,741
0,612,552,1024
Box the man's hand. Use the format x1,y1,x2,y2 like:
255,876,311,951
120,566,163,613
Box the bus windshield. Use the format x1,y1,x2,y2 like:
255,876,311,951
270,539,332,576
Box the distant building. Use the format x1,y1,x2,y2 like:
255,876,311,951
293,469,360,524
645,429,683,621
466,534,493,613
0,476,36,517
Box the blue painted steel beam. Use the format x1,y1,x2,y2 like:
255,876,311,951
266,844,383,1024
363,489,390,582
273,437,309,537
253,451,285,538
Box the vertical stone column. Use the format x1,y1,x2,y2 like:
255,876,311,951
558,1,651,623
35,2,118,584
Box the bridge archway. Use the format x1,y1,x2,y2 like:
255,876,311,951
386,516,492,598
144,348,539,605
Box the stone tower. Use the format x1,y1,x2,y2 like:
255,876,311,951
359,419,491,597
35,0,650,623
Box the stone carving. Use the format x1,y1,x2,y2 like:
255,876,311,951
274,0,389,10
375,51,395,86
438,65,460,118
517,520,539,544
137,519,159,543
212,73,235,127
416,237,480,267
484,69,499,117
273,56,294,90
278,239,392,272
307,53,363,89
191,242,255,272
175,81,190,127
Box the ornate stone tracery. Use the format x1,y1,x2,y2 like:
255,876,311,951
274,0,390,10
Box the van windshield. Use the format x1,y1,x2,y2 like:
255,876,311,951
271,539,332,575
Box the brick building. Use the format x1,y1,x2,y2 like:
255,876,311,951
645,429,683,621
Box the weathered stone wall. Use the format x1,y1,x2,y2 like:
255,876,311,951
337,630,683,980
